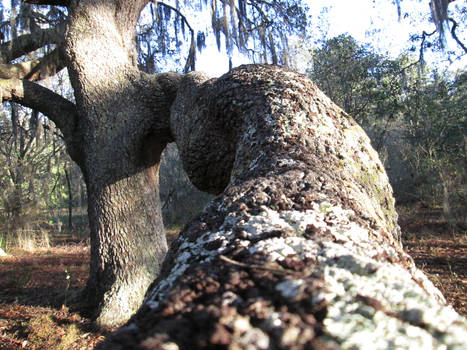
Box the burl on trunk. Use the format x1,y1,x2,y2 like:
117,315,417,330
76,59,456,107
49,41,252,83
101,65,466,349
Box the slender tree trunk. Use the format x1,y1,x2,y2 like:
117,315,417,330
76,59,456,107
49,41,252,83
77,179,83,214
440,169,456,233
100,65,466,349
11,183,23,235
64,166,73,230
11,159,25,236
62,0,180,328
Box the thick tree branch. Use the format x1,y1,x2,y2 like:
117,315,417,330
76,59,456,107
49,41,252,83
0,78,77,142
0,48,65,80
100,64,467,350
0,27,63,63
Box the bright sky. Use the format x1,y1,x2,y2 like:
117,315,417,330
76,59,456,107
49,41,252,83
306,0,428,55
197,0,466,76
1,0,463,76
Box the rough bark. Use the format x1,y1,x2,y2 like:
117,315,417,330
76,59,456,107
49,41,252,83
100,65,466,349
61,1,182,328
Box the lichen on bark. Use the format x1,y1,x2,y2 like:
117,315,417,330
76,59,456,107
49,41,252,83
99,65,466,349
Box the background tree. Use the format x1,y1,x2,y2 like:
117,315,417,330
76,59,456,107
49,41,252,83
307,34,466,228
401,69,466,228
0,101,87,246
159,143,212,228
307,35,405,143
1,105,54,240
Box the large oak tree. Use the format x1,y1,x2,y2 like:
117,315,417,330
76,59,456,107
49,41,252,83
0,0,463,331
0,0,305,328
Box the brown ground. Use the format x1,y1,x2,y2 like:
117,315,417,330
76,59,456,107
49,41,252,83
399,205,467,314
0,217,465,349
0,244,104,350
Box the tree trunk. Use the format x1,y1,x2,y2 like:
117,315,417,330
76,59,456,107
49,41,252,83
439,170,457,233
100,65,466,349
64,166,73,230
62,0,181,328
10,160,25,236
83,161,168,328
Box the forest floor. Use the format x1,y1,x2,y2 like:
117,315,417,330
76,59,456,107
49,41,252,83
0,208,465,349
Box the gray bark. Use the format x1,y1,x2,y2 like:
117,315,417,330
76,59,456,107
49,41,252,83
100,65,466,349
61,1,182,328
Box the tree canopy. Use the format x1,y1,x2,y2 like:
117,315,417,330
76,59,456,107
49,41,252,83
0,0,308,78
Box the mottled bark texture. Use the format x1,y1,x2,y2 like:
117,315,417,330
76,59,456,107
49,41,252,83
60,1,182,328
100,65,466,349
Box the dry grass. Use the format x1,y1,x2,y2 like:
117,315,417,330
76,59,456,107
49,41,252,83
1,230,52,253
24,313,81,350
